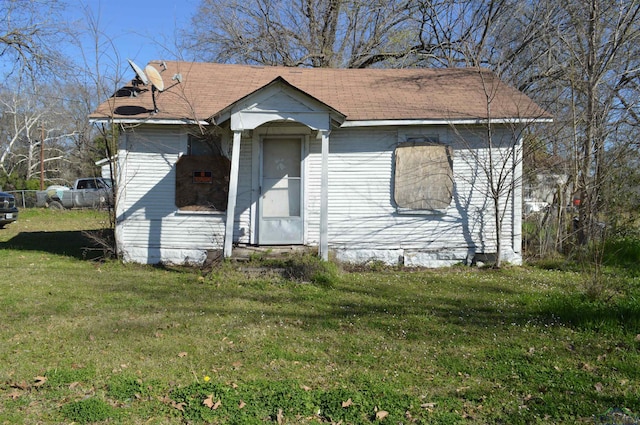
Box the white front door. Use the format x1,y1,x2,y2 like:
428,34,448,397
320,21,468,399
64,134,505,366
258,137,303,244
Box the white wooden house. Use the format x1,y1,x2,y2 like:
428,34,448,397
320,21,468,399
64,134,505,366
90,62,550,267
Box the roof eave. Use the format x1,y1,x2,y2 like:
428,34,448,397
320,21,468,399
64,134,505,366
89,117,209,126
340,117,553,128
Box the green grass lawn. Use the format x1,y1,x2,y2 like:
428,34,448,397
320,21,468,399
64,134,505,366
1,209,639,424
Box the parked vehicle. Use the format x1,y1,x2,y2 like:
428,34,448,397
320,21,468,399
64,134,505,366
0,191,18,228
36,177,113,209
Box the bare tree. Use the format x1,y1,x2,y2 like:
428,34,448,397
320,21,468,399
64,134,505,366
509,0,640,248
0,0,77,189
447,0,640,254
184,0,419,68
449,70,549,267
562,0,640,244
0,81,82,187
184,0,537,69
0,0,70,80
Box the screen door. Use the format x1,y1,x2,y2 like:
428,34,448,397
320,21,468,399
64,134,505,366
258,138,303,244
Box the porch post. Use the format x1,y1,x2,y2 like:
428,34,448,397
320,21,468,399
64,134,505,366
512,134,523,261
224,131,242,258
319,130,329,261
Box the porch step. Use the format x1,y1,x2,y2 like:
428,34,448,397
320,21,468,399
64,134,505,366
231,245,315,261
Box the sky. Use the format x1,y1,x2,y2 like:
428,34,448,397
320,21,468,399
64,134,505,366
66,0,199,74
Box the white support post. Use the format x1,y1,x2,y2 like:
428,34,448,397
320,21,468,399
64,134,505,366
319,130,329,261
224,131,242,258
512,135,523,257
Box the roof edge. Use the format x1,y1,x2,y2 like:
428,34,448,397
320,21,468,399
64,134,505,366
89,117,553,127
340,117,553,128
89,118,210,126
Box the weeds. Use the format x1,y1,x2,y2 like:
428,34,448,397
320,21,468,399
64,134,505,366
107,374,146,401
60,397,115,423
45,366,95,387
279,252,341,286
81,228,116,260
169,379,419,424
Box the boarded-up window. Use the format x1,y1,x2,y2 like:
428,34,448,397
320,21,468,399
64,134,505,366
394,139,453,211
176,135,231,211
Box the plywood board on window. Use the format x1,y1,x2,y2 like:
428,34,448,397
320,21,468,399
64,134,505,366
176,155,231,211
394,144,453,210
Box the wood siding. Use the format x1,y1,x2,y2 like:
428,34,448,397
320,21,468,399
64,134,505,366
321,126,519,257
116,123,522,265
116,126,226,264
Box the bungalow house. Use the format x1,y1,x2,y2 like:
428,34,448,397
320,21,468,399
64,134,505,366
90,61,550,267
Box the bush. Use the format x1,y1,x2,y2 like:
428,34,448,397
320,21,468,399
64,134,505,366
60,397,114,423
24,179,41,190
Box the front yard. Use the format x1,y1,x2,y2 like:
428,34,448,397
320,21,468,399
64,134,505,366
0,210,639,423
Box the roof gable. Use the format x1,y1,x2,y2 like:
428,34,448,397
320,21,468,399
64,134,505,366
214,76,346,131
90,61,551,125
247,91,314,113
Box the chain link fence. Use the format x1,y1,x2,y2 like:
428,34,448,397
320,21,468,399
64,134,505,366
7,190,39,209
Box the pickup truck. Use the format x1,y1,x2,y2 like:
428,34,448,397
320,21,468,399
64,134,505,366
0,191,18,227
36,177,113,209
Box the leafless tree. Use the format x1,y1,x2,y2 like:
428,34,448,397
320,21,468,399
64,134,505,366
558,0,640,245
184,0,538,69
505,0,640,248
0,81,82,187
184,0,421,68
0,0,70,80
445,0,640,253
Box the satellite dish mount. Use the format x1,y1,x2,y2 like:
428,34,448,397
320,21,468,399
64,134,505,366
127,60,183,113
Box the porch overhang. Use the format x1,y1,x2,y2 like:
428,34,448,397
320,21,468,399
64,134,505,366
220,77,345,261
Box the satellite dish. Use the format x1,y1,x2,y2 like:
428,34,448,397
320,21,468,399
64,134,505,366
145,64,165,92
128,59,148,85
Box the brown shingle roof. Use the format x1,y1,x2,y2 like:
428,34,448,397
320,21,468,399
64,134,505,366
90,61,550,123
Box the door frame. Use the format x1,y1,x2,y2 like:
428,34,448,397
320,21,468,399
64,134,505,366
250,127,310,245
